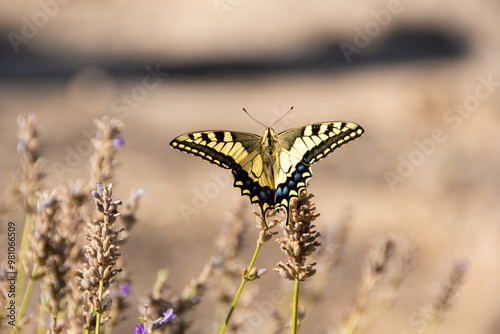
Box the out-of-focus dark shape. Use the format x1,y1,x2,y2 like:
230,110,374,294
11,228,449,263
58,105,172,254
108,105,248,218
0,26,468,82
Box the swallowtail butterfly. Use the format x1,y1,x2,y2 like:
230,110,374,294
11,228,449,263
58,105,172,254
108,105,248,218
170,118,363,224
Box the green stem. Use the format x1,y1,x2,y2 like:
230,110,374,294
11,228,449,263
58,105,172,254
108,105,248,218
422,317,439,334
292,278,300,334
340,308,361,334
15,263,38,332
37,297,47,334
340,282,372,334
219,241,262,334
95,279,104,334
15,211,35,307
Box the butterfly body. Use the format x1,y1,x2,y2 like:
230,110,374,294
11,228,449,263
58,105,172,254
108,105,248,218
170,121,364,224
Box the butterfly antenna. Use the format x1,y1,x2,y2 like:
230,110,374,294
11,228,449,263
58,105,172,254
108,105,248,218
243,108,267,128
270,106,294,128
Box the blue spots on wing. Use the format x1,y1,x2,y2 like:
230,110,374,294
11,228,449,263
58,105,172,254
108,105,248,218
283,186,289,195
232,165,276,213
260,190,266,200
258,188,276,206
267,188,274,200
231,158,313,225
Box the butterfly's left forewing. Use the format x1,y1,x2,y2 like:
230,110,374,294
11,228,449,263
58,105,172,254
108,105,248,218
170,130,276,217
170,131,259,169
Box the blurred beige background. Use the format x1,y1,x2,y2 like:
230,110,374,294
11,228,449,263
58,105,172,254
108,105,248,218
1,0,500,333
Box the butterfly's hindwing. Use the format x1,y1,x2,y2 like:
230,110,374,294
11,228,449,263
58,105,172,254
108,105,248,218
232,164,275,217
274,162,312,222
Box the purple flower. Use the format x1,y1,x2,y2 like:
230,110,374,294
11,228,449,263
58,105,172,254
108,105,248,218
162,308,176,324
150,308,177,330
120,283,131,297
113,136,125,147
96,181,104,197
133,324,147,334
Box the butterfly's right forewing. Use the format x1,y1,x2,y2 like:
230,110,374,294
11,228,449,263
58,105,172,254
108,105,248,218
273,121,364,222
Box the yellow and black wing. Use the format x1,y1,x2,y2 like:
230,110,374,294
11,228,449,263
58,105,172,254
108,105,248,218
273,121,364,219
170,121,364,225
170,131,260,169
169,131,275,217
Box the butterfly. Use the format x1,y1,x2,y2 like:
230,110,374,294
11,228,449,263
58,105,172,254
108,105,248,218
170,118,364,225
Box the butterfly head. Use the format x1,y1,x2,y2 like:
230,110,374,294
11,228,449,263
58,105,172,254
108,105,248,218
262,127,278,149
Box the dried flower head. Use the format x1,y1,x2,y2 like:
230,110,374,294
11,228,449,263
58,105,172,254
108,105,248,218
337,233,414,334
23,185,88,332
77,182,123,330
420,258,468,333
59,181,92,332
90,116,124,184
274,190,321,281
26,190,59,279
256,213,279,245
15,113,44,213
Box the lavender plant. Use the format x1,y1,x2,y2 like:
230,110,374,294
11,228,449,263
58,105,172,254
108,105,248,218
0,114,468,334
